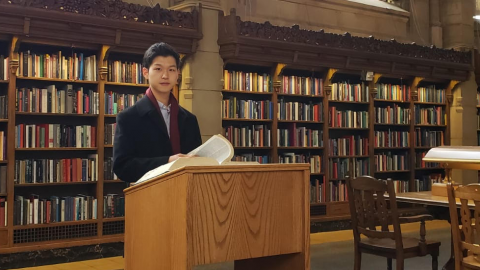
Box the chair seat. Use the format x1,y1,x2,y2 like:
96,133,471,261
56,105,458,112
462,255,480,270
359,237,441,255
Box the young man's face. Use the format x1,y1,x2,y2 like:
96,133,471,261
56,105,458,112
143,55,179,96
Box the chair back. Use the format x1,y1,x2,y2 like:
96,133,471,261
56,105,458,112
346,176,403,247
447,183,480,267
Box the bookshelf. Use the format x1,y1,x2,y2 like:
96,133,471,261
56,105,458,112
0,1,201,253
218,10,470,222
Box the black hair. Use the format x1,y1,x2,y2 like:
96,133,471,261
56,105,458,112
143,42,180,69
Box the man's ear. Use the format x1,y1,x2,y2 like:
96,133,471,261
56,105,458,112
142,67,149,80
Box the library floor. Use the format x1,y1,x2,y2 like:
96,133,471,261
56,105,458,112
13,220,451,270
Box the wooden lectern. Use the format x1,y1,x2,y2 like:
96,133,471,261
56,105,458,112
123,164,311,270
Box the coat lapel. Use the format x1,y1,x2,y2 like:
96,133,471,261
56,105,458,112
136,96,170,139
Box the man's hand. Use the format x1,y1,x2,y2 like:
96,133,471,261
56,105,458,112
168,153,196,163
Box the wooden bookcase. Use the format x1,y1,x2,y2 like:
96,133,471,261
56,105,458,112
0,2,201,254
218,9,470,222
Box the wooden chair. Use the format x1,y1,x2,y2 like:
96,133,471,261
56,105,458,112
447,182,480,270
346,176,441,270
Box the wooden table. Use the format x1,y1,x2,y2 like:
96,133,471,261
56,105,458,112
394,191,459,270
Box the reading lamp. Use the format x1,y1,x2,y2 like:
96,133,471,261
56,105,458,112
423,146,480,196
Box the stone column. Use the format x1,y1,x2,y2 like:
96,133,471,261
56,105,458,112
430,0,442,47
440,0,478,184
409,0,431,45
172,0,224,142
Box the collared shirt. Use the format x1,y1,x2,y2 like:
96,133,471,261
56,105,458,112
158,101,171,137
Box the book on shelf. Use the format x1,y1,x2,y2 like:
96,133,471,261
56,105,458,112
14,194,97,225
15,124,96,148
18,51,97,81
0,55,9,81
104,194,124,218
330,82,369,102
107,60,145,84
375,84,410,102
0,197,6,227
0,95,7,118
223,70,272,92
16,85,99,114
105,92,144,114
0,166,6,193
135,134,259,184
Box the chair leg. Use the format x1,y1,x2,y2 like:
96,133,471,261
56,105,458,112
354,248,361,270
387,258,392,270
396,258,404,270
432,255,438,270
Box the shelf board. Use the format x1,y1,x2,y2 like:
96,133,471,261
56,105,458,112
278,120,322,124
375,170,410,173
16,112,98,117
0,193,6,197
311,214,351,222
414,124,446,127
278,146,323,150
103,217,125,222
310,173,324,176
105,82,149,87
329,127,369,130
277,93,323,98
0,160,7,164
0,119,7,122
104,145,114,148
15,181,97,187
234,146,272,150
374,99,410,104
374,147,410,150
17,77,98,84
222,118,272,122
13,219,98,229
374,123,410,126
329,155,369,158
415,167,443,170
0,80,8,84
414,101,446,106
222,90,273,95
16,147,98,151
415,146,437,149
105,114,117,118
104,180,124,183
328,100,369,104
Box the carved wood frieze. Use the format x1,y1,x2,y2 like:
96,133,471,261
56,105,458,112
236,18,470,65
0,0,198,29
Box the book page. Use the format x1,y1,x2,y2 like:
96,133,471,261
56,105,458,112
188,134,234,164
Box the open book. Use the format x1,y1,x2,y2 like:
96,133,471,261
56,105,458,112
135,134,256,184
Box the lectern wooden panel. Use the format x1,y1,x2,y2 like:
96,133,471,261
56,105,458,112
124,164,310,270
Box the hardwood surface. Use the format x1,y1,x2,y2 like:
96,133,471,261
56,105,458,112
124,164,310,270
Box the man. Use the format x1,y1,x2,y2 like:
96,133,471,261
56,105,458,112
113,42,202,183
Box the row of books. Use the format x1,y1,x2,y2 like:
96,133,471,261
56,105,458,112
375,84,410,102
375,152,409,171
417,87,445,103
0,55,9,81
105,123,116,145
105,92,144,115
223,70,272,93
330,181,348,202
107,60,146,85
280,76,323,96
279,153,322,173
0,131,5,160
414,129,444,147
224,125,271,147
221,98,274,120
414,106,446,125
328,136,368,156
277,100,322,122
310,178,325,203
277,127,322,147
328,108,369,128
0,95,7,118
329,82,369,102
0,197,5,227
374,130,410,148
415,151,440,168
16,86,99,114
18,51,97,81
103,157,118,181
104,194,125,218
232,154,270,163
374,105,410,125
0,166,6,194
14,156,99,184
13,194,98,225
15,124,97,148
329,158,370,179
